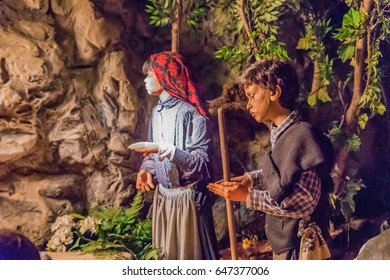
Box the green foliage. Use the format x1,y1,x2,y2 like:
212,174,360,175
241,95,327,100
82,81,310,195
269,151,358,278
327,122,347,151
358,113,369,129
338,44,355,63
297,18,333,106
187,1,208,28
358,3,390,120
214,46,243,60
345,0,359,9
327,2,388,130
255,35,289,60
145,0,174,27
307,88,333,107
333,8,366,63
346,133,361,152
47,192,159,260
331,2,388,132
297,19,332,57
145,0,208,29
329,177,365,222
317,86,332,103
213,0,289,72
209,0,241,38
327,122,361,153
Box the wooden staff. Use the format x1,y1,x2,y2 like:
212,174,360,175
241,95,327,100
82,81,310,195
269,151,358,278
217,107,238,260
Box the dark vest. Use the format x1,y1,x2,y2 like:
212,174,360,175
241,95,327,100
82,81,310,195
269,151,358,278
261,121,334,254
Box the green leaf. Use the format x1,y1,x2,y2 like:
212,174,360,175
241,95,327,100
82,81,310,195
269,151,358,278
358,113,369,129
307,94,317,107
338,44,355,62
329,193,337,209
347,134,361,152
344,8,362,28
297,37,310,50
70,213,86,220
377,103,386,115
346,195,356,213
340,200,353,221
317,87,332,103
188,19,197,26
161,17,170,26
345,0,359,9
145,6,154,13
68,237,81,251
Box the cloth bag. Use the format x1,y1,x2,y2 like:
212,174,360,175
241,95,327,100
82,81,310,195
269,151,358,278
298,219,331,260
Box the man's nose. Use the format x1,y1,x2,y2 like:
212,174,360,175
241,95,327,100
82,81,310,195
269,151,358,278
246,101,251,110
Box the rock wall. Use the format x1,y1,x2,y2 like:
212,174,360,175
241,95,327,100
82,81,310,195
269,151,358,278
0,0,149,246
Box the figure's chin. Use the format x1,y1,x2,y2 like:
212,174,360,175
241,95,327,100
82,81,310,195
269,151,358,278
251,114,259,121
147,91,158,96
146,89,163,97
254,116,264,123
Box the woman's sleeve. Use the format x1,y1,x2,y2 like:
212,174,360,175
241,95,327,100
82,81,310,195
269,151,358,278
139,116,156,175
171,112,211,181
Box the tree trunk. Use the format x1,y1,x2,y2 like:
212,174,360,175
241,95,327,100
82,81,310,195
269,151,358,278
345,0,374,130
311,60,321,96
332,146,349,194
310,60,321,125
171,0,181,52
238,0,250,38
332,0,374,191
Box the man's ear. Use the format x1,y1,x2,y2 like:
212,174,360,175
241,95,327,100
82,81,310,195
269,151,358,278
270,85,282,101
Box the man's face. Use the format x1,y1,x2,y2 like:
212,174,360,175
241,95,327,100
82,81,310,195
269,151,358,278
144,69,163,96
244,83,273,123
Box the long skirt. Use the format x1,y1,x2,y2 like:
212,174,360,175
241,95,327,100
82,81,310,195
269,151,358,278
152,184,202,260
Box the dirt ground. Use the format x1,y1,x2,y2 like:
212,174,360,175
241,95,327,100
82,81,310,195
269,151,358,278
219,226,373,260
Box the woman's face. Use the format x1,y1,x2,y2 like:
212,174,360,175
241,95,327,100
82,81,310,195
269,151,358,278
144,69,163,96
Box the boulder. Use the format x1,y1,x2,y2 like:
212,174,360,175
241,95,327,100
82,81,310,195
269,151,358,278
356,229,390,260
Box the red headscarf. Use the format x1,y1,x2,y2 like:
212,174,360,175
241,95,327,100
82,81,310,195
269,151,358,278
148,51,207,117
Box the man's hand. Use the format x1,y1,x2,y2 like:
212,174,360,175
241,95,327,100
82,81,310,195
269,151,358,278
136,170,155,192
207,174,252,202
128,142,159,157
228,174,252,188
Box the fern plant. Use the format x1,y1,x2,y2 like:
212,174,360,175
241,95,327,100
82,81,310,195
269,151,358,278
47,192,159,260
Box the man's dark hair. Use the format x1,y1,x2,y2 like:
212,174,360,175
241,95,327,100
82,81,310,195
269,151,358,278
239,59,300,110
0,229,41,260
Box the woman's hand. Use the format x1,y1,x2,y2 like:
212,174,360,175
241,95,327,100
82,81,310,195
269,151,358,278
128,142,159,157
136,170,155,192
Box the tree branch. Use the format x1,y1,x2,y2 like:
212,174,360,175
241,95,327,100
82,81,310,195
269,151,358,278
345,0,374,130
238,0,251,38
171,0,181,52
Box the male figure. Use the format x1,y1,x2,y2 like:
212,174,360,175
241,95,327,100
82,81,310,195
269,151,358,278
129,51,218,260
208,59,334,259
